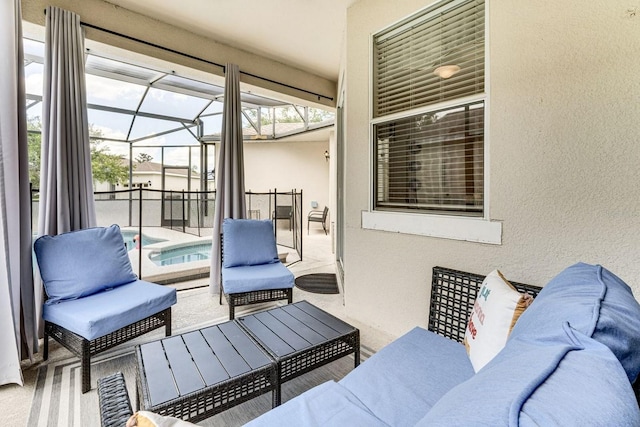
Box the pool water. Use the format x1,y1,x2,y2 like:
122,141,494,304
121,230,166,251
149,243,212,266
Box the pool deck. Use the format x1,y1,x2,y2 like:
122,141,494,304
123,226,299,284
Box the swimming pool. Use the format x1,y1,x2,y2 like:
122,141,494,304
121,230,166,251
149,243,212,266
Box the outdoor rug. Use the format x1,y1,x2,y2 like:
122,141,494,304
28,323,372,426
295,273,340,294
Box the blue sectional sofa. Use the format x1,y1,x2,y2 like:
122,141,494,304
247,263,640,426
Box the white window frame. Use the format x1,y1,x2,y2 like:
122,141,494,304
364,0,501,245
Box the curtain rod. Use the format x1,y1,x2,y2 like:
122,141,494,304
43,9,334,102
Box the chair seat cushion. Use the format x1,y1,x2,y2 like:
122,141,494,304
34,224,137,303
339,327,474,426
244,380,388,427
43,280,177,340
222,262,294,294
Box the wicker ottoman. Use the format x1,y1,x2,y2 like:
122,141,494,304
135,320,277,424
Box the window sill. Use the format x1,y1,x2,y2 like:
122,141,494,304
361,211,502,245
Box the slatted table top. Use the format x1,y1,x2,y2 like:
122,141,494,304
135,301,360,420
135,320,276,422
236,299,360,406
237,300,358,360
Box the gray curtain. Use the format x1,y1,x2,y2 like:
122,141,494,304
39,6,96,236
210,63,246,294
0,0,37,386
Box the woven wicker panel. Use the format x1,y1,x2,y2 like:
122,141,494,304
279,331,360,381
98,372,133,427
45,308,171,393
429,267,541,343
227,288,292,307
138,363,277,424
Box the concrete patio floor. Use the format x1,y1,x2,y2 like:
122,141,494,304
0,231,395,426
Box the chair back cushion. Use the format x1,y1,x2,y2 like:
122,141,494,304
510,262,640,384
417,325,640,426
34,224,137,304
222,218,279,268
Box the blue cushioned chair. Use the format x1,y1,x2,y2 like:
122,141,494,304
220,218,294,319
34,225,177,393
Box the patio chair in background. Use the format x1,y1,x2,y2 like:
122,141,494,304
33,224,176,393
220,218,294,319
307,206,329,235
272,205,293,230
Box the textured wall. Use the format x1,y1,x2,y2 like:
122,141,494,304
345,0,640,338
243,139,330,222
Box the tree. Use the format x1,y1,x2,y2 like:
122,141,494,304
135,152,153,163
27,117,42,187
27,117,129,189
90,141,129,186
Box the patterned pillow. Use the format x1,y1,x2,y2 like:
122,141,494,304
463,269,533,372
126,411,197,426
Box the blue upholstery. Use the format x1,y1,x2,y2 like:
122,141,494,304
43,279,176,340
339,327,474,427
220,218,294,319
244,264,640,426
34,224,137,304
222,263,294,294
510,262,640,383
416,325,640,426
222,219,279,268
244,380,389,427
35,225,176,394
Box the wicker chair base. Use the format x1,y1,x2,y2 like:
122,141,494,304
220,287,293,320
43,308,172,393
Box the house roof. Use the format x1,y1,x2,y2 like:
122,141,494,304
129,160,200,178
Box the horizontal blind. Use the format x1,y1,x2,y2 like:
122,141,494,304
374,101,484,215
373,0,484,118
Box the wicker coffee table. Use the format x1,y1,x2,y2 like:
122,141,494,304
135,320,277,423
236,300,360,405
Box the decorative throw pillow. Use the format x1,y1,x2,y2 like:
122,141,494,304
463,269,533,372
126,411,198,427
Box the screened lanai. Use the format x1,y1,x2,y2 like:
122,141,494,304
23,37,335,194
24,36,334,282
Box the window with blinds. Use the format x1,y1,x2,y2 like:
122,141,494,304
372,0,485,217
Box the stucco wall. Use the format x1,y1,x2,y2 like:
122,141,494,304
345,0,640,338
243,139,330,225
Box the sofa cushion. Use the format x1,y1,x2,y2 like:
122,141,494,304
222,219,279,268
510,262,640,383
244,380,388,427
221,262,294,294
34,224,138,303
417,324,640,426
339,327,474,426
42,280,177,340
463,269,533,372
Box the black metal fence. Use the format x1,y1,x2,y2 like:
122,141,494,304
31,188,303,281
